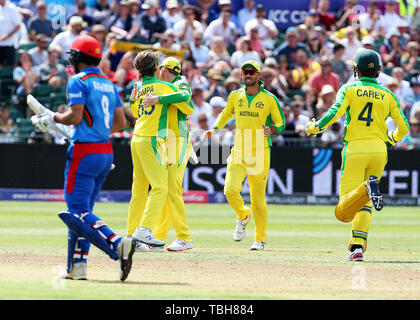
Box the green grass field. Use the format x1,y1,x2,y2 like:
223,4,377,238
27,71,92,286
1,201,420,300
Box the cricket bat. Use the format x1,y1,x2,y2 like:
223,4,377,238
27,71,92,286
26,94,73,140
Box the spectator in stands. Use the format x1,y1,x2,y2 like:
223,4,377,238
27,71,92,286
331,43,348,84
307,55,340,95
406,76,420,116
335,0,357,30
50,16,86,60
109,0,139,41
197,112,210,131
304,9,319,30
197,0,217,27
207,96,226,127
244,4,278,52
27,1,54,41
302,86,318,119
290,100,310,137
338,26,362,67
401,41,420,76
230,36,261,69
316,84,336,118
129,0,141,23
68,2,94,28
0,104,14,134
238,0,256,32
358,2,385,39
90,24,108,52
102,32,125,72
99,58,117,83
203,8,237,46
152,28,181,52
208,36,231,66
260,66,282,99
274,27,308,68
28,33,48,67
13,49,40,97
92,0,113,26
174,5,205,43
382,0,405,34
203,67,226,101
189,30,211,69
190,86,213,125
140,0,167,41
306,30,322,60
313,25,334,56
289,49,320,90
161,0,183,30
217,0,240,28
224,76,242,95
114,51,138,87
398,116,420,150
392,67,413,109
0,0,22,67
280,105,299,145
380,28,404,68
315,0,336,32
296,24,309,44
246,25,266,60
37,46,67,90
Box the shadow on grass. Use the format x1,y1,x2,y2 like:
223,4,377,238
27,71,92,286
86,279,191,286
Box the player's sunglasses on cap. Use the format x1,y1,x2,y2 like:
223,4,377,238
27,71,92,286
241,60,261,75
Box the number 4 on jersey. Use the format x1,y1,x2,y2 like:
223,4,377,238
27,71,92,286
358,102,374,126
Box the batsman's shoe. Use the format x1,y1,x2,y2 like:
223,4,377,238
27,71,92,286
148,245,164,252
134,241,151,252
348,248,364,261
233,213,251,242
366,175,383,211
132,227,165,247
250,241,266,251
117,236,136,281
65,262,87,280
167,239,194,252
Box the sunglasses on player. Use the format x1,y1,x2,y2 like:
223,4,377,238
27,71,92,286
242,69,258,76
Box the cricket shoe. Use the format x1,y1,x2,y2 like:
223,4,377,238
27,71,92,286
134,241,151,252
65,262,87,280
250,241,266,251
366,175,383,211
233,213,251,242
148,245,164,252
117,236,136,281
132,226,165,247
348,248,364,261
167,239,194,252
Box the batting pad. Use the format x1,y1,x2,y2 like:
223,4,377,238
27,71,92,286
335,182,369,223
58,212,119,260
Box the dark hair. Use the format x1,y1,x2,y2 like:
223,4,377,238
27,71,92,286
133,50,161,78
359,68,379,78
333,43,345,53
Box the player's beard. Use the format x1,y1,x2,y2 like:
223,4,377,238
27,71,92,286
244,78,258,87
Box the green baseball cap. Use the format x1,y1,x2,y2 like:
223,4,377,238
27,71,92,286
353,49,380,71
241,60,261,72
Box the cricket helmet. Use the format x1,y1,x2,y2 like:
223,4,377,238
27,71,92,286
68,35,102,69
159,56,182,75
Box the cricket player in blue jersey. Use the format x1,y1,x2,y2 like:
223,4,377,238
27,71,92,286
31,35,135,281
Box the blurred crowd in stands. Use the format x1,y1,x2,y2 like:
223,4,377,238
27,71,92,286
0,0,420,150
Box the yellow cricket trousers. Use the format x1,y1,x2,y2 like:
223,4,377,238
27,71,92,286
127,136,168,233
153,139,191,242
339,140,387,251
224,146,271,243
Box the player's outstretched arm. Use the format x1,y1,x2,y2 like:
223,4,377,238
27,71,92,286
54,104,84,126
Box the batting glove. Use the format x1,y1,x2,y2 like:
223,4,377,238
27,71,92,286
305,118,321,137
31,113,56,133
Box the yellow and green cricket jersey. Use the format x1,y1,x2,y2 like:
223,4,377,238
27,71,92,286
158,75,195,165
213,80,285,150
130,75,193,139
318,77,410,150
